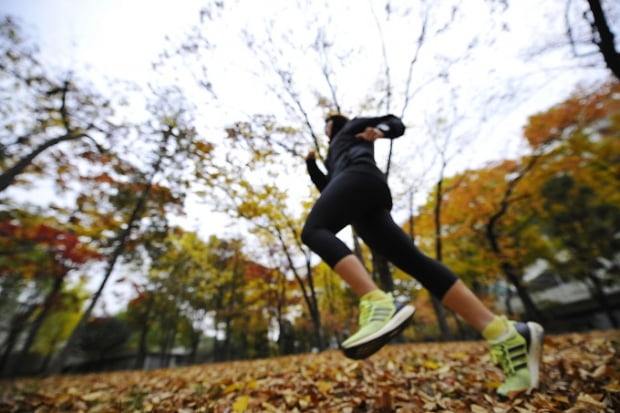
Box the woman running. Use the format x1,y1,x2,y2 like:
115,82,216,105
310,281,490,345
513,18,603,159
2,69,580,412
301,113,544,396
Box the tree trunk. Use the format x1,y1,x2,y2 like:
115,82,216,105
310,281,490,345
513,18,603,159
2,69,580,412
0,306,36,377
189,330,201,364
352,229,364,264
503,261,543,322
277,225,324,351
372,252,394,293
430,295,451,341
587,273,619,328
135,323,150,369
13,275,64,374
485,156,544,323
47,151,163,375
433,178,453,340
39,335,59,373
452,312,467,340
164,324,177,367
505,286,515,316
352,228,394,292
301,260,324,351
586,0,620,80
302,254,324,350
486,221,544,323
134,295,153,369
223,316,233,359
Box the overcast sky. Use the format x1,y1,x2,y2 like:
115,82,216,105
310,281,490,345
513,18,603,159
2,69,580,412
2,0,607,143
1,0,202,83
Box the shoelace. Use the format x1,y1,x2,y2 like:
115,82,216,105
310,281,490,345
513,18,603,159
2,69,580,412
490,339,527,375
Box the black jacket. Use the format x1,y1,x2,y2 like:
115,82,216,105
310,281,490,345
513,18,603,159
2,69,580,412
306,114,405,191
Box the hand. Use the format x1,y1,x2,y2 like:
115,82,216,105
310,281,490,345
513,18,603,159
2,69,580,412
355,127,384,142
306,151,316,161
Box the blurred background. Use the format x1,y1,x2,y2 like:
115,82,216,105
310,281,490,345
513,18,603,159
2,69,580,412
0,0,618,378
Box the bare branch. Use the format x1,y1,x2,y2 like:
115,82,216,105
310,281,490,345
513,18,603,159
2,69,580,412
401,12,429,117
314,28,341,114
368,0,392,113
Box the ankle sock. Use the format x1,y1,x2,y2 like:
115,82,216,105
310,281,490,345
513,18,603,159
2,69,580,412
482,316,509,341
361,289,389,302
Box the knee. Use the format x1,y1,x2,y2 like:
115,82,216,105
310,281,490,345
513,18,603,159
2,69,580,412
300,223,314,247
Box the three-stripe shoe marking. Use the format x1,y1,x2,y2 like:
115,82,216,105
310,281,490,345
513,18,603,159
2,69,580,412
342,303,415,360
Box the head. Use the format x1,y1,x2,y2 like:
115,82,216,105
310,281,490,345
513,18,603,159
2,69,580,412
324,114,349,141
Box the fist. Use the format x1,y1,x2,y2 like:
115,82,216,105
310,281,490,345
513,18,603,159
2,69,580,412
355,127,384,142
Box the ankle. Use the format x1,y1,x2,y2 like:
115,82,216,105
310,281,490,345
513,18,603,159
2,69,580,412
361,289,389,302
482,316,509,341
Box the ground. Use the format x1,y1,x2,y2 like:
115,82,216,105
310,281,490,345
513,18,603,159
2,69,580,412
1,330,618,412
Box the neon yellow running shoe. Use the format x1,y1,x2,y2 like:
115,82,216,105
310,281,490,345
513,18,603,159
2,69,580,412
488,318,544,396
342,293,415,360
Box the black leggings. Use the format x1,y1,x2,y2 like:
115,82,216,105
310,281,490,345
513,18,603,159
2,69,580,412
301,171,458,300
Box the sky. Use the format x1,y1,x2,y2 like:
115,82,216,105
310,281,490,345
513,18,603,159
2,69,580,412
1,0,204,85
1,0,612,313
2,0,606,160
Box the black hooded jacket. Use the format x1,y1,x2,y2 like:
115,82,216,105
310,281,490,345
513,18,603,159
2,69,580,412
306,114,405,191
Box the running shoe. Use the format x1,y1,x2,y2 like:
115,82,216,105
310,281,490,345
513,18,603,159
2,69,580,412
342,293,415,360
488,317,545,396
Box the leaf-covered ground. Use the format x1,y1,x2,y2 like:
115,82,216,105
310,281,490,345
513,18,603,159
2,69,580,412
2,330,618,412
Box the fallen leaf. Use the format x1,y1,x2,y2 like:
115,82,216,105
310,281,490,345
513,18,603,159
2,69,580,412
470,403,487,412
574,392,607,409
317,380,332,394
232,395,249,412
422,360,440,369
81,391,108,402
0,330,617,412
603,382,620,393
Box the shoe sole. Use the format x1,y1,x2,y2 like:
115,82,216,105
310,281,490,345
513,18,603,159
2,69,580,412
526,322,545,393
342,303,415,360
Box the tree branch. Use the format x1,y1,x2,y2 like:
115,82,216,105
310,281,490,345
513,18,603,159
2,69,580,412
586,0,620,80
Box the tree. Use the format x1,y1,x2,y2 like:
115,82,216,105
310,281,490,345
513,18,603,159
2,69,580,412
524,80,620,326
31,278,89,373
423,97,483,339
193,111,327,351
422,80,619,327
0,212,101,377
486,0,619,80
483,156,545,323
215,156,327,351
0,17,117,194
425,159,546,317
540,175,619,327
124,288,155,369
80,317,131,368
566,0,619,80
48,87,216,374
125,228,287,364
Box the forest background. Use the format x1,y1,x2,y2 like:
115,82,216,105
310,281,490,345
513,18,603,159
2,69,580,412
0,0,619,379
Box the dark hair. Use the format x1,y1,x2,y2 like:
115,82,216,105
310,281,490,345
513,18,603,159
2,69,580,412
325,114,349,138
